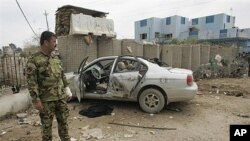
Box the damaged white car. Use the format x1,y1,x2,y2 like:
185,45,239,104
66,55,198,113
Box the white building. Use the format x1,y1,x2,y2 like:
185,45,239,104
189,13,235,39
135,13,250,42
135,15,189,43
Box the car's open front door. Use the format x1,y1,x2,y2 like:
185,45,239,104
76,56,89,102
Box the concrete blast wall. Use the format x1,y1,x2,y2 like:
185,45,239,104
143,44,160,59
191,45,201,71
200,45,210,65
121,39,143,56
98,38,121,57
181,45,192,69
57,35,238,73
172,46,182,68
161,45,173,66
210,45,239,63
57,35,97,72
161,44,238,71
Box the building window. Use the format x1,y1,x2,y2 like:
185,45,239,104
166,17,171,25
140,33,147,40
192,18,198,25
189,31,198,36
140,20,147,27
206,16,214,23
164,34,172,39
155,32,160,38
181,17,185,24
220,29,227,38
227,16,230,23
220,29,227,34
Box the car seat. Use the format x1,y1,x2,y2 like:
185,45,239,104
117,62,127,71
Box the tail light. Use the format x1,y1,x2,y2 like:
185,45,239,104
187,75,193,86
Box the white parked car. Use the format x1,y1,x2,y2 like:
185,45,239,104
66,55,198,113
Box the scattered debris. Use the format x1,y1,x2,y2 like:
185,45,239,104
124,134,133,138
233,112,249,118
149,131,156,135
80,125,90,130
109,122,176,130
211,86,218,88
215,96,220,100
166,108,182,112
18,118,30,125
11,138,20,141
0,126,13,131
196,91,203,95
32,121,41,126
0,126,13,137
81,128,104,140
224,90,244,97
0,131,7,136
16,113,27,119
70,137,77,141
26,131,31,135
126,129,137,134
194,53,248,80
216,89,219,94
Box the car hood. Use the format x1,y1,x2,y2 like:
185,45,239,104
167,67,193,75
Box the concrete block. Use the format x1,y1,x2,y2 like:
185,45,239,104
0,89,32,118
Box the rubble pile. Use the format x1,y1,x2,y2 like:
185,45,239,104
194,54,248,80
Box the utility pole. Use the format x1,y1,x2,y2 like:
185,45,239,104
44,10,49,31
230,7,233,16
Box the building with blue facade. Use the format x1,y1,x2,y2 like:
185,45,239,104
135,15,189,43
135,13,250,52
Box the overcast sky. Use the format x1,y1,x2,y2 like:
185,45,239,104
0,0,249,48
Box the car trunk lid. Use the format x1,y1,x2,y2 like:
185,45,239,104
168,68,193,75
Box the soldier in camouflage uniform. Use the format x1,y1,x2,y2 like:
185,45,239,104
26,31,72,141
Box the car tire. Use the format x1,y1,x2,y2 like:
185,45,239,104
139,88,165,114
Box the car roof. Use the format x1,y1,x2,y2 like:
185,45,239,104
95,55,166,67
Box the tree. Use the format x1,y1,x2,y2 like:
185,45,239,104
9,43,17,50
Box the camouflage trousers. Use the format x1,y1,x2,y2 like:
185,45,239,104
39,99,70,141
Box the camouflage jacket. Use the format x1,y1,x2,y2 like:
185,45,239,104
26,51,69,102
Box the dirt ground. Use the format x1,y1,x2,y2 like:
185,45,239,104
0,78,250,141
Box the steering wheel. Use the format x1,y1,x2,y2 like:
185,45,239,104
91,67,101,79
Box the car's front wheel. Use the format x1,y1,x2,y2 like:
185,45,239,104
139,88,165,113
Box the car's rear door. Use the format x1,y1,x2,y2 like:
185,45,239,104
109,56,140,98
